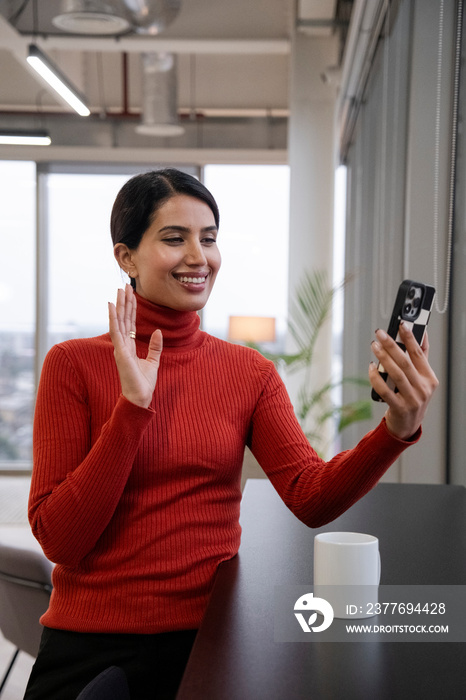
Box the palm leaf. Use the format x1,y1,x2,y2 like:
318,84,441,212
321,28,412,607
251,268,371,452
288,270,335,358
337,400,373,431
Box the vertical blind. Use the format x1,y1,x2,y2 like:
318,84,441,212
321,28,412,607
338,0,463,484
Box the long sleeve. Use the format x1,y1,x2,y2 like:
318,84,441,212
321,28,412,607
29,343,154,565
248,360,419,527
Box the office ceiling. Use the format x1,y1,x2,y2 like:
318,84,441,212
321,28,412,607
0,0,353,152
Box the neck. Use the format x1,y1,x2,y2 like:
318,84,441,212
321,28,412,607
134,293,204,351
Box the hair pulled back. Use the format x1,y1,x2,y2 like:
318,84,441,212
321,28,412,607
111,169,220,286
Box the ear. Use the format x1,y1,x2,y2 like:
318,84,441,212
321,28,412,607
114,243,137,279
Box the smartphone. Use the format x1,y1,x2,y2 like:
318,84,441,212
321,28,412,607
371,280,436,402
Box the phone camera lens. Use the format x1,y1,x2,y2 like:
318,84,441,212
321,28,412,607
404,303,412,316
412,298,420,309
407,288,416,299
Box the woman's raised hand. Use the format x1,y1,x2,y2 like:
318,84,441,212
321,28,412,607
108,285,163,408
369,323,439,440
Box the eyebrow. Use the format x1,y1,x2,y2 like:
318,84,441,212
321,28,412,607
158,225,218,234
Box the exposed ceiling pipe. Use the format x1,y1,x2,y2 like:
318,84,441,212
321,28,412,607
121,3,184,136
135,51,184,136
30,35,290,55
121,0,182,35
122,53,130,115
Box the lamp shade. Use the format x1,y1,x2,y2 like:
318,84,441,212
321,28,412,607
228,316,276,343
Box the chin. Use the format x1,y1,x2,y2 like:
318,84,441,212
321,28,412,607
168,294,210,312
138,287,211,312
178,300,207,312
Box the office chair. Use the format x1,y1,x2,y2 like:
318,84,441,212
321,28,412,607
0,541,53,695
76,666,130,700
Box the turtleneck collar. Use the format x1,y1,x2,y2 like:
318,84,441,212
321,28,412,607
134,293,205,351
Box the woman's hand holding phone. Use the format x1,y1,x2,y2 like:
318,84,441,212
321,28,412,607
369,323,439,440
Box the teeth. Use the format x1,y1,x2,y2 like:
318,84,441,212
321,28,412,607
177,276,206,284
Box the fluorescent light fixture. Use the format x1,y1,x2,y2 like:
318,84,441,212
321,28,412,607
0,129,51,146
27,44,91,117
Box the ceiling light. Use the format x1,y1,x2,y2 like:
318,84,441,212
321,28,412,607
27,44,91,117
0,129,51,146
52,0,130,35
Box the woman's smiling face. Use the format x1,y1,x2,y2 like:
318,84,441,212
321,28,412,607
115,194,221,311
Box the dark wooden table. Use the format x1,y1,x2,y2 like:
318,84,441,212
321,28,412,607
177,480,466,700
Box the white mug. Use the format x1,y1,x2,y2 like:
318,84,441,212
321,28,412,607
313,531,381,619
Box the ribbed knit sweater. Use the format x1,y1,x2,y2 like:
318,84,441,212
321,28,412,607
29,293,418,634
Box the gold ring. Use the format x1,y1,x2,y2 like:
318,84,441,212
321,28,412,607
129,331,136,339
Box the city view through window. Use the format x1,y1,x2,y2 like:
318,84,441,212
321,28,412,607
0,161,35,464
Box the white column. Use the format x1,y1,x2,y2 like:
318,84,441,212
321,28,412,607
286,31,338,426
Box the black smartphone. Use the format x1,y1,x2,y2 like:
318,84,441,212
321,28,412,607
371,280,436,402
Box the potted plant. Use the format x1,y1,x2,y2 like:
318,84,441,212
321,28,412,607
251,269,372,456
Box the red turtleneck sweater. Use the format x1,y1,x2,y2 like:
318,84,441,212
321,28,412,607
29,294,418,634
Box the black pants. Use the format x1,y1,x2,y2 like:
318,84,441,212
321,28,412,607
23,627,197,700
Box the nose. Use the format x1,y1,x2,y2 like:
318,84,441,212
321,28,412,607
185,239,207,266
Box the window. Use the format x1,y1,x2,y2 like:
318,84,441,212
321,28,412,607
203,164,290,346
0,162,289,470
0,161,36,466
47,172,130,345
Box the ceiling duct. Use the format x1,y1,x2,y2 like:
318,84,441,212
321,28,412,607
121,0,182,35
135,52,184,137
52,0,130,35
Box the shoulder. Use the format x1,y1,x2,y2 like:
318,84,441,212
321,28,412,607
42,333,113,377
199,334,279,395
47,332,111,357
203,334,275,370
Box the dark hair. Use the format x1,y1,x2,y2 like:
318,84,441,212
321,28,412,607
111,168,220,288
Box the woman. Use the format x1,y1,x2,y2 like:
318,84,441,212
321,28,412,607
25,169,438,699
